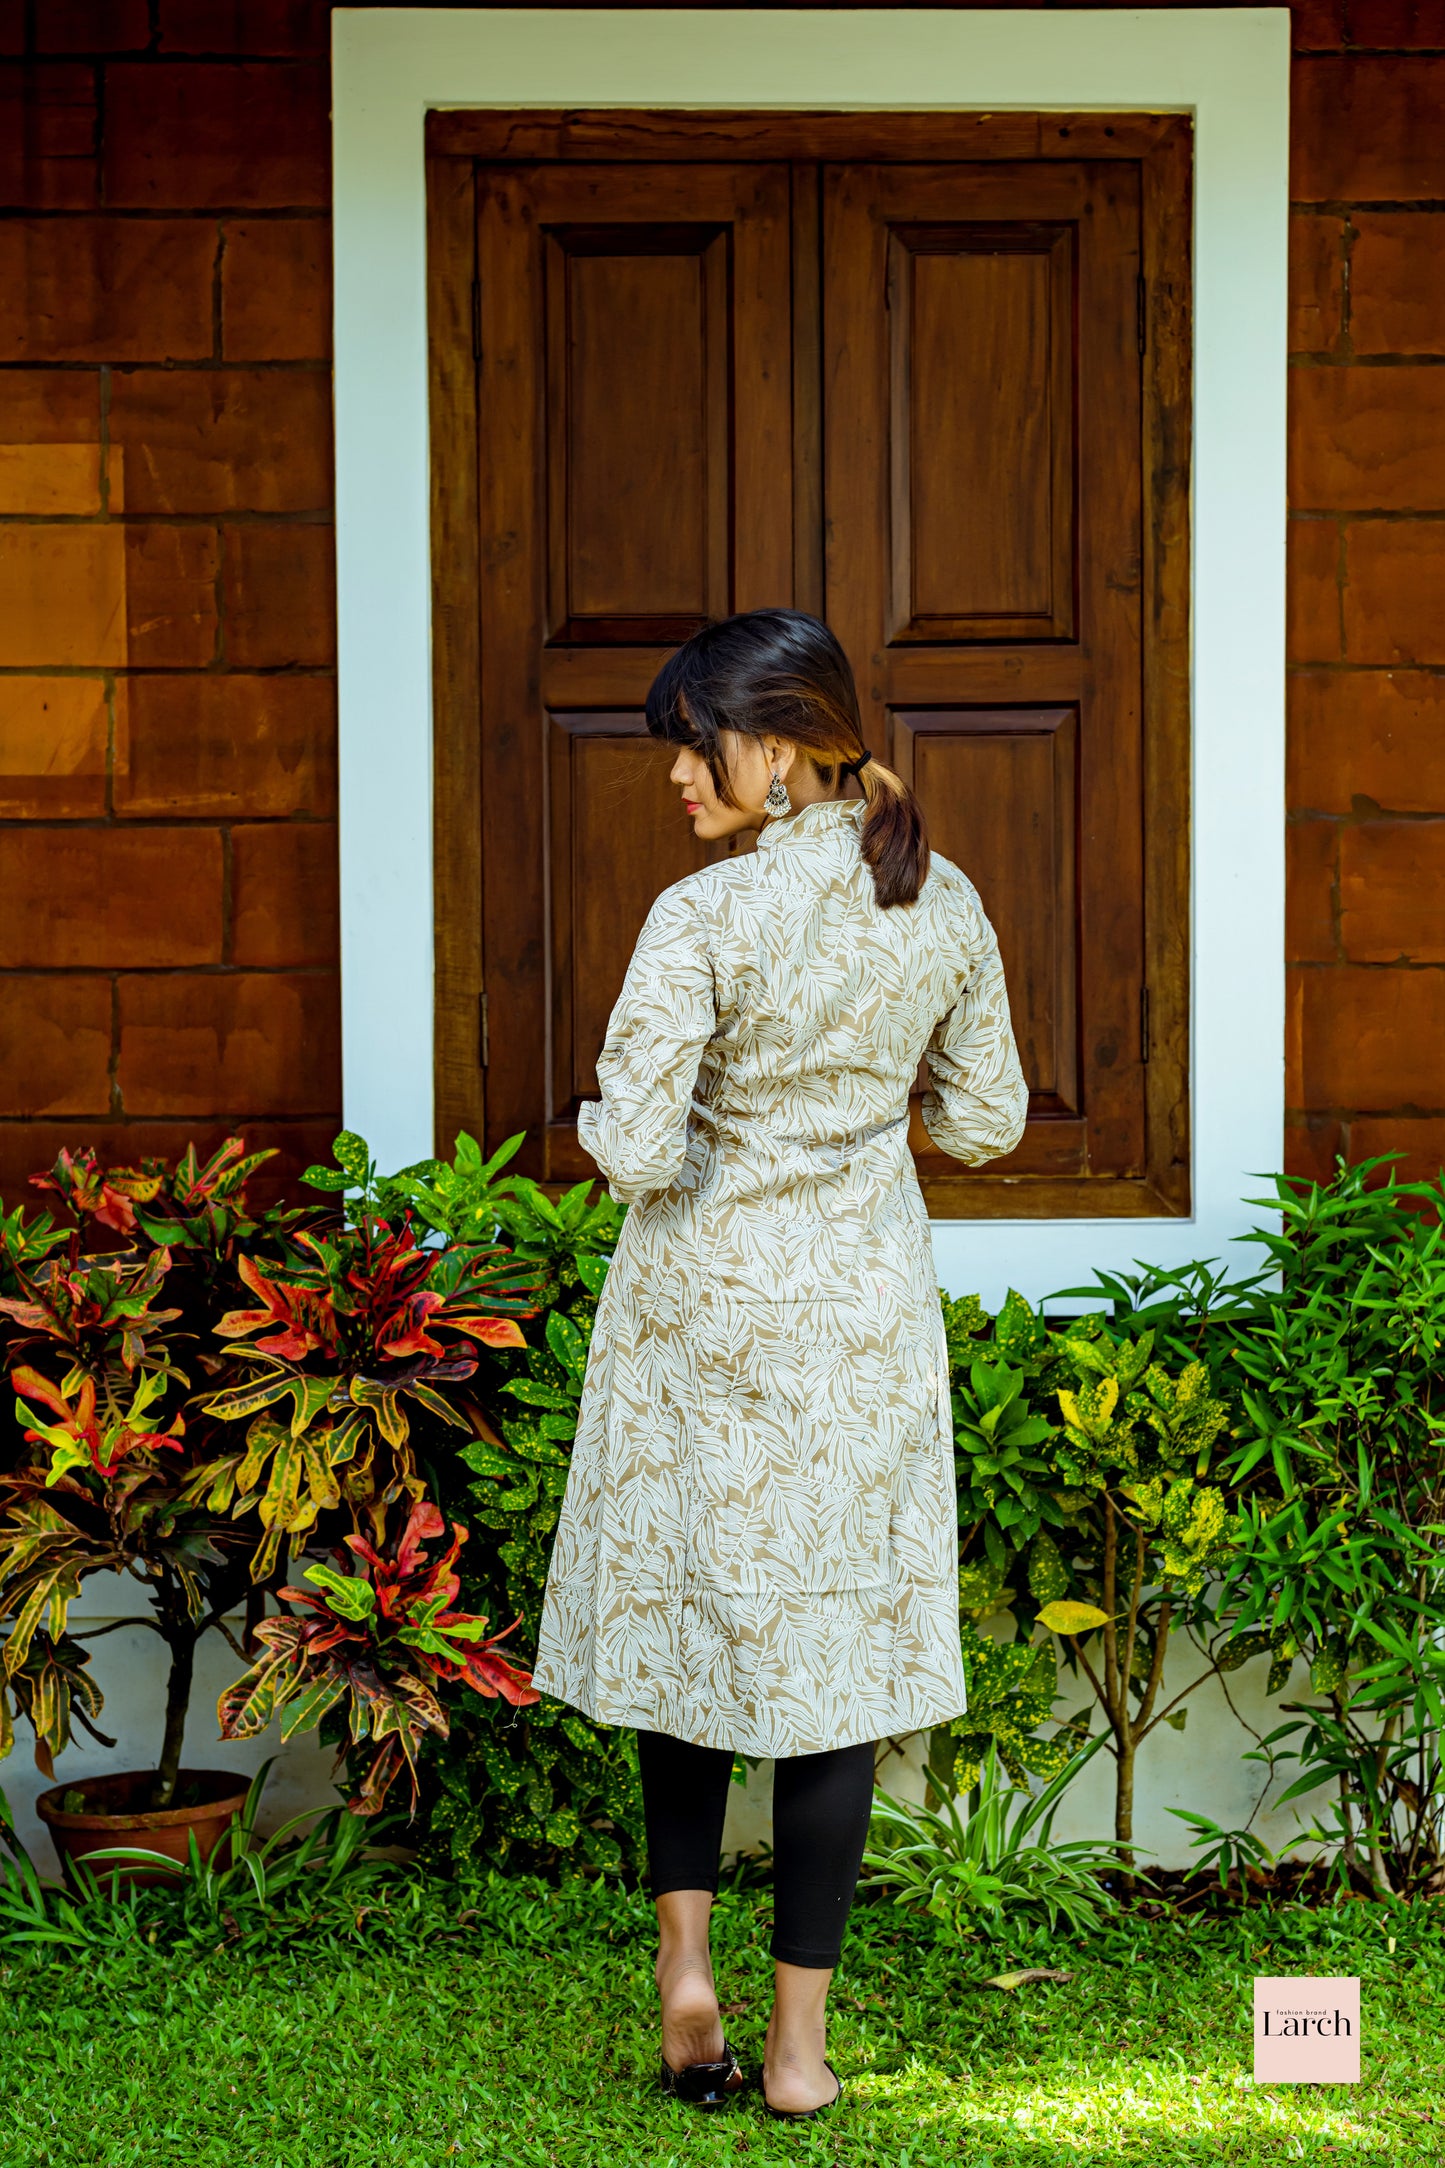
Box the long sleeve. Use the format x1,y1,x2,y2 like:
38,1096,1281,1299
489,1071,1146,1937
920,891,1029,1166
577,884,717,1205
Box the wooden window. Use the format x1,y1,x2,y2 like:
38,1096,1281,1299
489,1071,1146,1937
428,113,1191,1217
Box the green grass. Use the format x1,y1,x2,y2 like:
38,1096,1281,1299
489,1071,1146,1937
1,1874,1442,2167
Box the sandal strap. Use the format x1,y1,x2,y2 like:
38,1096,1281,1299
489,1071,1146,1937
659,2039,745,2106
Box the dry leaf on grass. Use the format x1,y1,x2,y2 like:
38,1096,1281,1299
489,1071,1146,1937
980,1968,1074,1992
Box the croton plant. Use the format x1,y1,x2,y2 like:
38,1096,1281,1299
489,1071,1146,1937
0,1133,543,1815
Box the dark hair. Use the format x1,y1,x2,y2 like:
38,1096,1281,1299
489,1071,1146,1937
645,608,930,908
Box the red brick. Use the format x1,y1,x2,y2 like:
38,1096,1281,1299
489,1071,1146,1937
0,219,213,364
114,676,335,818
1345,0,1445,43
0,526,124,665
1290,368,1445,512
221,219,330,361
1343,522,1445,664
1288,819,1339,962
1348,1117,1445,1182
0,364,98,443
1289,215,1343,354
1283,1116,1345,1183
1290,669,1445,812
222,523,334,665
231,822,338,965
124,525,220,666
0,370,102,514
34,0,149,51
0,1115,340,1211
117,972,340,1116
1340,820,1445,961
0,677,109,817
1293,0,1347,46
1292,56,1445,203
103,61,328,209
0,63,98,208
158,0,329,54
0,440,103,514
0,975,111,1117
1350,214,1445,358
1287,518,1343,662
1290,962,1445,1107
108,369,332,513
0,827,222,966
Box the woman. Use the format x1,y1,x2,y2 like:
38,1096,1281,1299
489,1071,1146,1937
532,610,1027,2118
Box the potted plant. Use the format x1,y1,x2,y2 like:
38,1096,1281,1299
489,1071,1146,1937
0,1134,542,1876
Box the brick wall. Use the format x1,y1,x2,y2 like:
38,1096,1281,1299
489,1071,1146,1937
1287,0,1445,1185
1,1,1443,1206
0,0,338,1207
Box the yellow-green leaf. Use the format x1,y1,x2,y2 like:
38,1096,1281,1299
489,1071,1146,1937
1036,1600,1112,1636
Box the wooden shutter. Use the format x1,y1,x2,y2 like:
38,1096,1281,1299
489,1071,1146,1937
428,115,1191,1217
823,161,1148,1208
474,163,793,1179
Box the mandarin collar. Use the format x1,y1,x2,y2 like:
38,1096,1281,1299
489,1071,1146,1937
755,797,864,854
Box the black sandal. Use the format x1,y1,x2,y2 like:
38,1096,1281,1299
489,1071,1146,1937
764,2060,844,2121
658,2039,747,2110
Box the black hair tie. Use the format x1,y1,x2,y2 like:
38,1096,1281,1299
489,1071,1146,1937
844,749,873,780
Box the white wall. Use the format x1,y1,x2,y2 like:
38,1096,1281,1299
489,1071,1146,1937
332,5,1290,1312
7,1585,1325,1876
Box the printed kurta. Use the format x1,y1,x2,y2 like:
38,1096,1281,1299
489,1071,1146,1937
532,797,1028,1756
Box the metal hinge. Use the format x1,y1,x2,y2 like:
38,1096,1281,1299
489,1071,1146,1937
1140,985,1151,1065
1137,273,1147,358
478,989,490,1068
471,277,482,364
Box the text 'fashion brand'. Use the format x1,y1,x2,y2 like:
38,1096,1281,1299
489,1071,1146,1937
1253,1977,1360,2085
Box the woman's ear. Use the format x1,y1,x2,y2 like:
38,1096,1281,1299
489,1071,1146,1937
766,737,796,779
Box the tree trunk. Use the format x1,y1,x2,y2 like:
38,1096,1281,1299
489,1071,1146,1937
152,1628,196,1811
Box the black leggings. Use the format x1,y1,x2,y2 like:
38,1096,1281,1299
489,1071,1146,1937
636,1729,875,1970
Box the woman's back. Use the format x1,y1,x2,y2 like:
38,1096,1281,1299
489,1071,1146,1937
580,795,1027,1223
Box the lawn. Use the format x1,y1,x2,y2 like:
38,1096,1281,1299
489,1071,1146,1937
2,1873,1441,2167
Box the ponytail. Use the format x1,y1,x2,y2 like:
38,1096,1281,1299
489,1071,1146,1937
854,755,930,910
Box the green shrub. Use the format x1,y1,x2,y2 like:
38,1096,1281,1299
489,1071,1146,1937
1214,1158,1445,1898
936,1291,1235,1863
862,1736,1125,1938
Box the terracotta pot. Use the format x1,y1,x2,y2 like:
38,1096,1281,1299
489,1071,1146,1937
35,1769,251,1886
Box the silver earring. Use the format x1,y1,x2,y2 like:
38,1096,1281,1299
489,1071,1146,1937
764,770,792,818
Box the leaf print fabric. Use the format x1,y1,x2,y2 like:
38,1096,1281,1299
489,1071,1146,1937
532,797,1028,1757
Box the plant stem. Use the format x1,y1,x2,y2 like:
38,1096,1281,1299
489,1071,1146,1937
153,1626,196,1811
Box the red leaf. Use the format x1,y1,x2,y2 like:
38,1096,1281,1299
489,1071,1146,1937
93,1184,138,1236
454,1317,528,1349
459,1646,541,1706
11,1365,74,1420
374,1291,447,1361
395,1499,447,1575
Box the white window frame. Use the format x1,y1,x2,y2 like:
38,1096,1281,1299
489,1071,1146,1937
332,6,1289,1310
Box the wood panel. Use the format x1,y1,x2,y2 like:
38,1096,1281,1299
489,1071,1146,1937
429,109,1190,166
893,708,1078,1116
475,161,793,1177
545,224,730,639
889,223,1074,641
825,160,1146,1189
427,156,486,1160
547,714,711,1115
